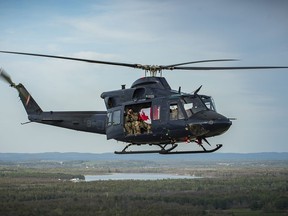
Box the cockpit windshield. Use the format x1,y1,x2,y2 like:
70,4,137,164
200,95,217,112
181,95,208,117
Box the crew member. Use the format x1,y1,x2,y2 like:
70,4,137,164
131,110,141,135
124,109,133,135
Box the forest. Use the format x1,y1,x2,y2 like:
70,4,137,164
0,156,287,216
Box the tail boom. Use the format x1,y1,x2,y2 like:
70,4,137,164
15,83,107,135
28,111,107,134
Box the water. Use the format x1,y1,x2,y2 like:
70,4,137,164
85,173,201,181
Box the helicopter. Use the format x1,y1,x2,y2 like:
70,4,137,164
1,50,288,154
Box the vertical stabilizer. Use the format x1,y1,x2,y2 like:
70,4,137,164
16,83,42,115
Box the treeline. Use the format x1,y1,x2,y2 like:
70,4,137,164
0,167,287,215
0,167,84,180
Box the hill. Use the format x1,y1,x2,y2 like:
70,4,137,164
0,152,287,162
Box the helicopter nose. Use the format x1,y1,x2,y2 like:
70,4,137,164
189,111,232,137
208,115,232,136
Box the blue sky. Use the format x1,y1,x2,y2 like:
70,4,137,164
0,0,288,153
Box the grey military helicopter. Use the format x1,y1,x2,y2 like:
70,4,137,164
1,50,287,154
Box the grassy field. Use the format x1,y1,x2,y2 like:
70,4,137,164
0,159,287,216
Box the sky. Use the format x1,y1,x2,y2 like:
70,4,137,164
0,0,288,153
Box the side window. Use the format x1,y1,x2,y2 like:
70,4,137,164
152,105,160,120
107,110,121,126
113,110,121,125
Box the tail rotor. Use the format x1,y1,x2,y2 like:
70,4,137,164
0,68,16,87
0,68,42,114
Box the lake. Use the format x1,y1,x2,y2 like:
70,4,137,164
85,173,201,181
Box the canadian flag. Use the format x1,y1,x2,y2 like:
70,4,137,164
139,108,151,124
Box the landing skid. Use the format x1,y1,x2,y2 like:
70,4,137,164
160,144,222,154
114,143,222,155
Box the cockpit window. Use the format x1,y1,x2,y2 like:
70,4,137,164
181,96,207,116
169,103,184,120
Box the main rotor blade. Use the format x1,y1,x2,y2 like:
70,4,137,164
163,59,238,68
0,50,138,69
173,66,288,70
0,68,15,86
1,50,287,72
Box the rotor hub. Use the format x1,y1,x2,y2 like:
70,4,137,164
135,64,163,77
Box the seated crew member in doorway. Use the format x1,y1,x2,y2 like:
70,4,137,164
124,108,133,135
131,109,141,135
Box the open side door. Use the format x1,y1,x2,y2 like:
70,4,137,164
123,102,153,136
